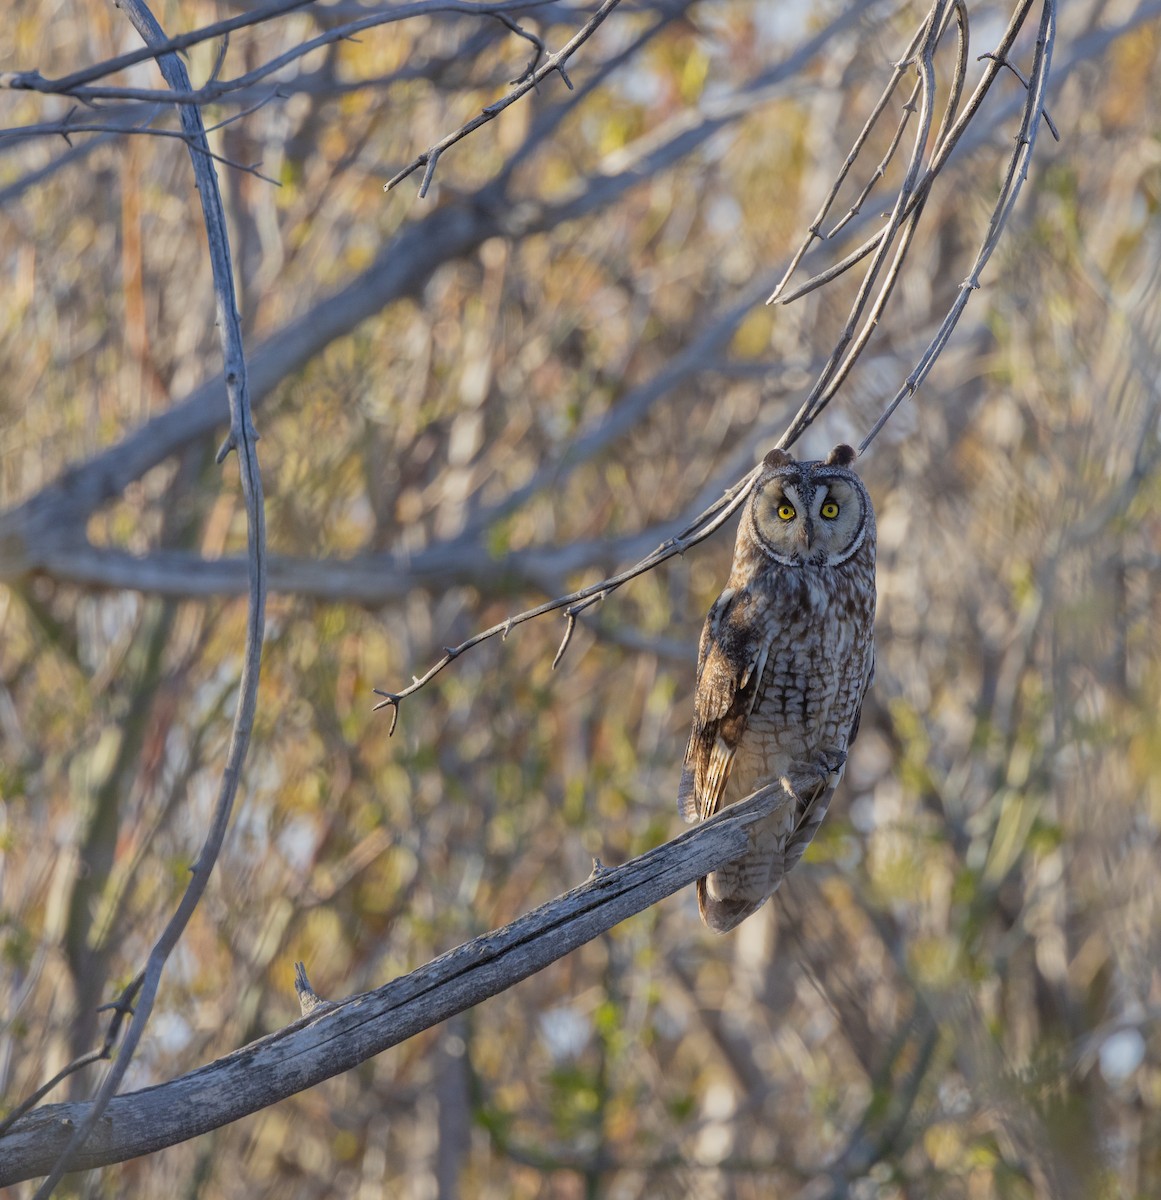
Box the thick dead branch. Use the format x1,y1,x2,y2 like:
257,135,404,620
0,787,779,1186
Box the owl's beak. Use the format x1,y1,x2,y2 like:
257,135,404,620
798,519,814,551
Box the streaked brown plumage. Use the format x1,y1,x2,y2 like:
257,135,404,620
679,444,876,932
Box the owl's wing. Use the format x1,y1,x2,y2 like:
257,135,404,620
678,587,771,824
783,641,875,866
845,644,875,749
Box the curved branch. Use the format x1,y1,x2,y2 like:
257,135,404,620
774,0,951,449
859,0,1058,451
26,0,268,1193
0,786,780,1187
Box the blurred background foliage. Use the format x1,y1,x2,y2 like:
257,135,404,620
2,0,1161,1196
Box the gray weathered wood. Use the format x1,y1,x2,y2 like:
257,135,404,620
0,789,777,1186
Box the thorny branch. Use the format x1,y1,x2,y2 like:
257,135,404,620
377,0,1060,730
858,0,1057,450
385,0,624,196
0,0,626,240
772,0,963,448
373,466,759,731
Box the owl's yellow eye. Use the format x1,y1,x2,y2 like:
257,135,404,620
776,503,796,521
821,500,840,519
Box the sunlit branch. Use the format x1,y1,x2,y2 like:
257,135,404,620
767,12,933,303
859,0,1057,451
775,0,952,449
788,7,969,429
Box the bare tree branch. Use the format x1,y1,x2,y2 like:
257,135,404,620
373,467,760,731
0,786,781,1187
0,114,282,182
859,0,1058,450
0,0,565,104
25,0,268,1192
0,0,874,587
385,0,624,196
0,524,670,600
772,0,962,448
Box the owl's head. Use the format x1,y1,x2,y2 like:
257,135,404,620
745,444,873,568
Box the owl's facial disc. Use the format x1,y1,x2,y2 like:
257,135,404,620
811,477,867,565
751,478,811,564
750,468,868,567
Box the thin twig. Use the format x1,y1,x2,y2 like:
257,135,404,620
820,0,968,241
775,0,952,449
788,1,971,436
372,466,761,731
774,0,1041,306
0,1051,108,1140
0,1,563,108
767,15,931,304
492,11,547,84
0,0,316,94
825,71,924,242
3,117,280,182
978,50,1060,139
385,0,623,196
0,1,559,97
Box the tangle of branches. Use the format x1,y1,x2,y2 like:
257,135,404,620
0,0,1062,1190
373,0,1059,732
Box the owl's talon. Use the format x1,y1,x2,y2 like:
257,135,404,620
784,748,843,797
817,746,847,777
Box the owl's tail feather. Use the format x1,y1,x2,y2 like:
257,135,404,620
696,876,767,933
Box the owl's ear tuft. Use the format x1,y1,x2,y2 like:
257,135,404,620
826,444,857,467
763,448,793,470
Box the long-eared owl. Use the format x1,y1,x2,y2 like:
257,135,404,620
678,444,876,932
